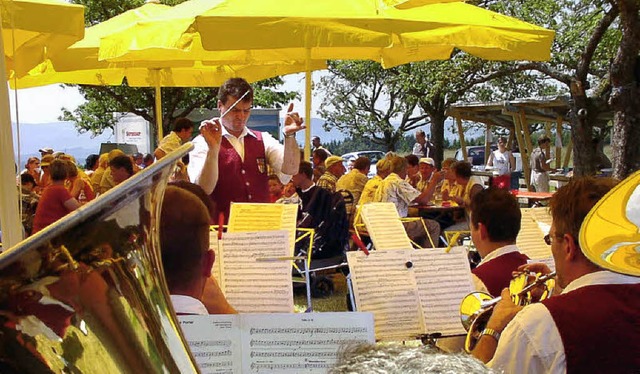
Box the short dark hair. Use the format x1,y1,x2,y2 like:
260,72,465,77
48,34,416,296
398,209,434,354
470,188,521,243
20,172,36,186
169,180,215,224
173,117,193,132
109,155,134,176
452,161,473,179
312,148,329,162
218,77,253,105
85,154,99,170
161,186,211,292
405,154,419,167
353,156,370,171
50,159,69,181
143,153,154,163
298,161,313,179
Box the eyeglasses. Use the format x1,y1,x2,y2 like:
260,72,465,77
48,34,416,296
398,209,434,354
544,233,562,245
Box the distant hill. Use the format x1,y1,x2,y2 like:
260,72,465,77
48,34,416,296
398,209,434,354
12,121,115,165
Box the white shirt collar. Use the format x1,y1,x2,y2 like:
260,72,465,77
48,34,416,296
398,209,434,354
562,270,640,294
170,294,208,315
301,183,316,193
479,244,521,266
221,124,256,140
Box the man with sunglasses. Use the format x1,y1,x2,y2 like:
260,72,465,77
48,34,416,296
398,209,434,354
473,177,640,373
188,78,304,221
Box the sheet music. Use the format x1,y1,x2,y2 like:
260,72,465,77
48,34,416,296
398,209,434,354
528,257,556,272
241,313,375,373
219,231,293,313
347,251,425,340
228,203,298,255
209,230,221,284
361,203,413,250
517,208,553,260
411,247,475,335
179,314,242,374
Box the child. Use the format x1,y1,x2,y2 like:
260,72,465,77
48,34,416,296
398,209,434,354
268,174,284,203
276,181,300,205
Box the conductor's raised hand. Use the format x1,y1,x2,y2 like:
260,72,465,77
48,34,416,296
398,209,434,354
283,103,305,136
200,119,222,148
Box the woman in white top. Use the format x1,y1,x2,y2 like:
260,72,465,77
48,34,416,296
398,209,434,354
486,137,516,190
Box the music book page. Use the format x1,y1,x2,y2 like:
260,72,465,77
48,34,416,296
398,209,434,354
411,247,475,335
178,314,242,373
228,203,298,255
360,203,413,250
209,230,221,284
179,312,375,374
219,230,293,313
517,208,553,260
347,251,425,340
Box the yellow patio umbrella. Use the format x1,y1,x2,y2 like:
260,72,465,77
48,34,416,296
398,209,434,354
2,0,84,78
98,0,554,157
13,0,326,141
580,170,640,276
1,0,84,248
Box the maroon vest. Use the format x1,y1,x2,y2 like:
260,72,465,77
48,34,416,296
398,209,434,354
542,283,640,374
212,130,270,222
472,251,529,296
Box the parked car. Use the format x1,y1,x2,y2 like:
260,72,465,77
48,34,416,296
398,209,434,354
341,151,386,178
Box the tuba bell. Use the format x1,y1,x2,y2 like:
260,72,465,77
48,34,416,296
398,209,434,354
459,271,556,353
0,144,199,373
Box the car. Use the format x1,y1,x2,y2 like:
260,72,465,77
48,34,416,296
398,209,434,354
341,151,386,178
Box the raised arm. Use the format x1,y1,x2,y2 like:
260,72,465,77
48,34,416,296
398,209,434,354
281,103,305,175
188,120,222,195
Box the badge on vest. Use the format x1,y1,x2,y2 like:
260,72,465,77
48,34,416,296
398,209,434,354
257,157,266,174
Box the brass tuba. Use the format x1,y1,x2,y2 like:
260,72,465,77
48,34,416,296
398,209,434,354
0,144,199,373
459,271,556,353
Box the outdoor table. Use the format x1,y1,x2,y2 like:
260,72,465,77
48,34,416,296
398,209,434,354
511,190,554,207
409,201,465,217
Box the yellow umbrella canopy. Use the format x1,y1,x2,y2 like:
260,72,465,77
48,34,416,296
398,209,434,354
2,0,84,77
100,0,554,67
580,171,640,276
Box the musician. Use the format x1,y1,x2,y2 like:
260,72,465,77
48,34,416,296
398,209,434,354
187,77,303,222
473,177,640,373
161,185,236,315
469,188,529,296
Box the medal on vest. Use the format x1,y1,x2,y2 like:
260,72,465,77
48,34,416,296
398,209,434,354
257,157,266,174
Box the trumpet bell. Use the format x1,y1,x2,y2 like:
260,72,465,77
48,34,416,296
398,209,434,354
0,144,198,373
460,292,492,352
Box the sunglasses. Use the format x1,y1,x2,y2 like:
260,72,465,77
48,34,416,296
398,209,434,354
544,233,563,245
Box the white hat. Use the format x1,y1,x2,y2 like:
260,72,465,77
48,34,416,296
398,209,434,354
419,157,435,166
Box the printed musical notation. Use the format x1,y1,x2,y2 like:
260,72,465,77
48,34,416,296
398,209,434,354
360,203,414,250
347,248,475,340
219,231,293,313
518,208,554,261
179,312,375,374
228,203,298,255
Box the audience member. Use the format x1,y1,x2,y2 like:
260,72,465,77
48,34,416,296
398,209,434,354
405,154,421,188
474,177,640,373
19,157,43,189
311,135,331,155
99,149,126,193
32,159,81,234
38,147,54,157
90,153,109,194
317,155,346,193
84,154,100,177
412,129,435,158
469,188,529,296
109,155,134,185
358,158,390,206
444,161,483,233
275,181,300,205
374,155,440,248
39,154,54,189
336,156,369,204
67,160,95,204
268,174,284,203
312,148,330,182
143,153,154,168
154,117,194,160
416,157,441,193
292,161,349,259
188,77,303,222
486,137,516,190
160,186,235,315
19,173,39,236
529,135,552,192
132,152,145,169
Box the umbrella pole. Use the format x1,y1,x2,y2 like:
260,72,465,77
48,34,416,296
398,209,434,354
304,49,312,161
155,83,163,146
0,27,24,247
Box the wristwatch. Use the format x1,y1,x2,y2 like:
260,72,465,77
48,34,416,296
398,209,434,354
481,328,501,341
283,131,295,138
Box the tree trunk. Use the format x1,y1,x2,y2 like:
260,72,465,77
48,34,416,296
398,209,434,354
569,79,598,176
610,0,640,179
430,112,446,169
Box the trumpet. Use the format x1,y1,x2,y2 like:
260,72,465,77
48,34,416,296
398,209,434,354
460,271,556,352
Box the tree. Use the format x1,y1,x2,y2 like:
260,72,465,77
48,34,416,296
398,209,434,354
63,0,298,142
